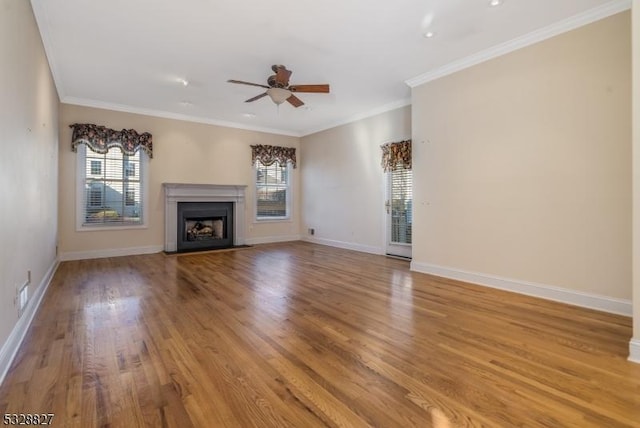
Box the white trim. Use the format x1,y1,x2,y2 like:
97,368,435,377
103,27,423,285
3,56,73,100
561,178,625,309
61,98,301,137
0,259,58,386
62,94,411,140
410,261,632,316
245,235,301,245
629,339,640,363
253,218,294,224
59,245,163,261
301,98,411,137
405,0,632,88
302,236,384,256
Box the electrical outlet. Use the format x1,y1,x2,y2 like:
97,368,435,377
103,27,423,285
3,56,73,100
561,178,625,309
308,228,315,235
19,286,28,310
16,282,28,317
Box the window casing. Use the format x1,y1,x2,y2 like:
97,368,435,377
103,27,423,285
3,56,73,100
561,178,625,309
255,159,291,221
76,145,148,229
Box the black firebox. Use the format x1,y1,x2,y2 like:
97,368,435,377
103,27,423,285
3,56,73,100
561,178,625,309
176,202,234,252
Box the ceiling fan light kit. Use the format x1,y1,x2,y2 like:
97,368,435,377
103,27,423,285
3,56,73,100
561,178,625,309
228,65,330,109
266,87,292,105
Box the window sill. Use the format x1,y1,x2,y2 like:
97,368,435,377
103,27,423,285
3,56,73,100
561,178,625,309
254,217,292,224
76,223,148,232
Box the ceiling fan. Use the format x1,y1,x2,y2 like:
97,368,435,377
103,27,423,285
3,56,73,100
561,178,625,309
228,65,330,108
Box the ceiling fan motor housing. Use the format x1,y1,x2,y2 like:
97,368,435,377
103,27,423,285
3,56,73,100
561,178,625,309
267,75,285,88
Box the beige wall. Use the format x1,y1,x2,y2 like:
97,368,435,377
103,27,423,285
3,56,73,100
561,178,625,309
0,1,59,352
58,105,300,256
412,12,631,299
300,106,411,253
632,0,639,345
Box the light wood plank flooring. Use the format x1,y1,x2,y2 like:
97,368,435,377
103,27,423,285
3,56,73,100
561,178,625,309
0,242,638,427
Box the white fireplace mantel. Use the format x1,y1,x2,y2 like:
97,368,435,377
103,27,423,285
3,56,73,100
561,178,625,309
163,183,247,252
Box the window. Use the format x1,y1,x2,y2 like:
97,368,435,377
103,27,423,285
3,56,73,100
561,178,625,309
90,160,102,175
125,161,136,177
77,145,146,228
89,186,103,207
125,188,136,206
255,159,291,220
390,167,412,244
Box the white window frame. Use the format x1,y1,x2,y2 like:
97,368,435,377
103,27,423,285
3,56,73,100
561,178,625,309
254,159,292,222
75,145,149,231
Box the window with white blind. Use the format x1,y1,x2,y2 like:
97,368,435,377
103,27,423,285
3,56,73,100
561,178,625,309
390,167,412,244
255,159,291,220
76,145,147,229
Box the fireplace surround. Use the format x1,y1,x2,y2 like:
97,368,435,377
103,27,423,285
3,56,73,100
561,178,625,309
163,183,246,253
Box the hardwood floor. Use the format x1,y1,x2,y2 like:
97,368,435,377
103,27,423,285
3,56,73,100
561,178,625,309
0,242,638,427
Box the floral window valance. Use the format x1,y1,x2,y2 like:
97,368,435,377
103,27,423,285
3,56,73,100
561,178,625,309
70,123,153,158
251,144,296,169
381,140,411,172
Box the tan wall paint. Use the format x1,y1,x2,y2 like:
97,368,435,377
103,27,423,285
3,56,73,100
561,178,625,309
412,12,631,299
300,106,411,252
58,104,300,255
0,1,59,347
632,0,639,339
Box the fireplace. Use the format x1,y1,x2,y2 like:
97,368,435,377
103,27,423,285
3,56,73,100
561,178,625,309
177,202,233,252
163,183,247,253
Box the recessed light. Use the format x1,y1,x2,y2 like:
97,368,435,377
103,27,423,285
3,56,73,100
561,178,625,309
489,0,503,6
178,78,189,87
423,31,435,38
242,113,256,118
179,101,193,107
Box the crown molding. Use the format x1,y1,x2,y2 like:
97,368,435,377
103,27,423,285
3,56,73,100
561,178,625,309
62,96,412,140
405,0,632,88
61,97,302,137
301,98,411,137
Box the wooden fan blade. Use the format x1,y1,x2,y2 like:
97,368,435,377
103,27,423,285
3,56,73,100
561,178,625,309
275,67,292,86
289,84,330,93
245,92,268,103
286,94,304,108
228,79,270,89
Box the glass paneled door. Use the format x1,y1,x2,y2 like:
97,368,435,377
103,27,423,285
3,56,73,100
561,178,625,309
385,167,412,258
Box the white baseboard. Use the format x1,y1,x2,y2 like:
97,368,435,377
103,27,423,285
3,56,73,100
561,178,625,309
245,234,301,245
410,261,632,316
59,245,164,261
629,339,640,364
0,259,59,386
302,236,384,255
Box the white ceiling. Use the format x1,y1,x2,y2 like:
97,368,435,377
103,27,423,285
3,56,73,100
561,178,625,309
31,0,629,137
